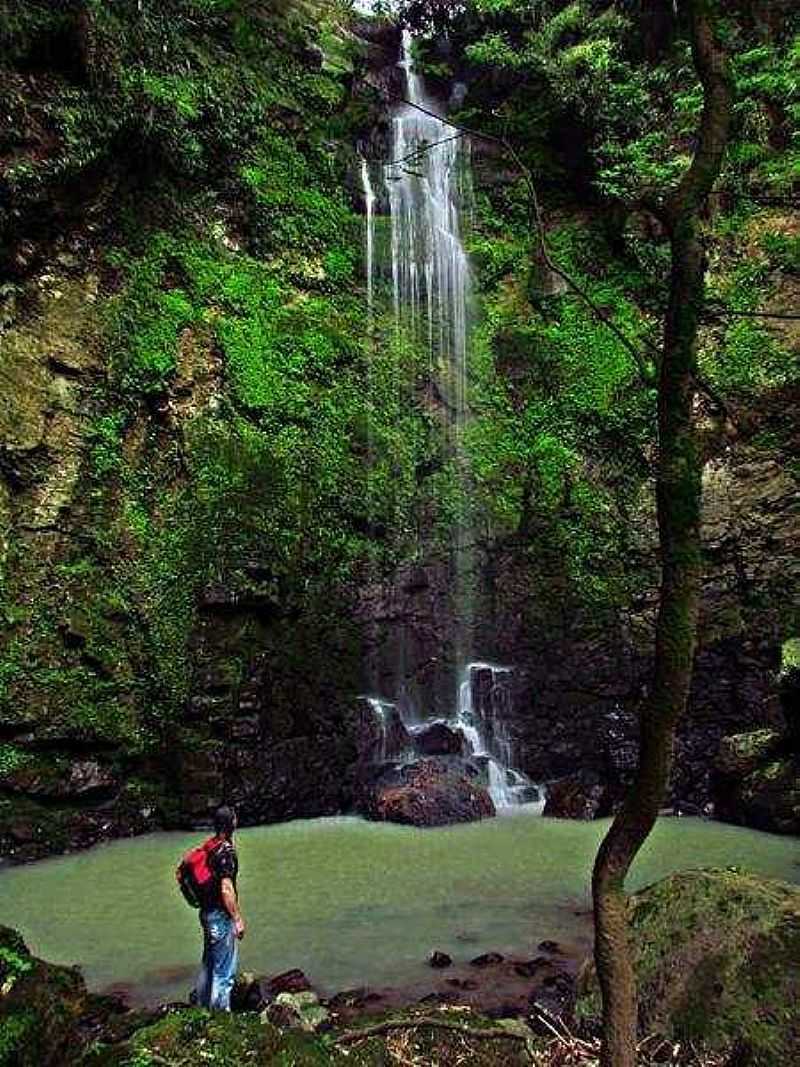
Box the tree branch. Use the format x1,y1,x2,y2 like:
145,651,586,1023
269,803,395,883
333,1016,537,1060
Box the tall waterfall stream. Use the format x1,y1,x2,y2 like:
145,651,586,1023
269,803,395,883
361,31,537,809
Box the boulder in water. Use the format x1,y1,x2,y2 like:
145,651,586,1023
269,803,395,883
469,952,504,968
363,758,495,828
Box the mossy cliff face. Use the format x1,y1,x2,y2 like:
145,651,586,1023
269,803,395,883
364,6,800,809
0,1,435,856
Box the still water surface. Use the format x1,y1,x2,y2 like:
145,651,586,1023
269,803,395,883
1,814,797,1006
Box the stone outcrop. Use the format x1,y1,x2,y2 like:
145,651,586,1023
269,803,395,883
411,720,467,757
711,663,800,834
0,924,125,1066
712,728,800,834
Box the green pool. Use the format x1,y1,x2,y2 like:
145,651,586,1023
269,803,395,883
1,813,797,1006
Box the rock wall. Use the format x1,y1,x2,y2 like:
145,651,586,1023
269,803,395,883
357,386,800,809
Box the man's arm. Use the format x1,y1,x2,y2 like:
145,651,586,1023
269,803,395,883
220,877,245,939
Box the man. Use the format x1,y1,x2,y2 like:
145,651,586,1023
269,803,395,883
195,805,246,1011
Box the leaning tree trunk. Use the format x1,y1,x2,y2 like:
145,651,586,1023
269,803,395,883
591,4,733,1065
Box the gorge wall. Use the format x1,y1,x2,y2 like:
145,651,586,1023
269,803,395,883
1,2,798,858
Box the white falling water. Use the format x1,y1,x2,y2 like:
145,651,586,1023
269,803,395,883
361,157,376,317
387,30,471,408
360,31,542,814
456,662,544,812
366,696,393,762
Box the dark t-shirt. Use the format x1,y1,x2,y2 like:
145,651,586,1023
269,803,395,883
204,839,238,912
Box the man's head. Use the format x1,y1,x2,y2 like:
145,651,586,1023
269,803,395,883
213,805,237,838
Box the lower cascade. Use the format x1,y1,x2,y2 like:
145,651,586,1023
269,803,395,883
359,662,545,821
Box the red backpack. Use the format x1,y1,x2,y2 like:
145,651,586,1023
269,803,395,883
176,836,221,909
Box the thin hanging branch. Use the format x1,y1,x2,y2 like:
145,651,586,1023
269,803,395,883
385,131,465,167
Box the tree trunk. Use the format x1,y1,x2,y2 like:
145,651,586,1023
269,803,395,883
591,4,733,1065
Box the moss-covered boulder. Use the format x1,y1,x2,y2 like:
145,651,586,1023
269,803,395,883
0,924,120,1066
716,729,784,778
578,868,800,1063
713,729,800,833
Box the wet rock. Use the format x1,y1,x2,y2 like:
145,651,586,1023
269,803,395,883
514,957,552,978
362,758,495,828
542,771,608,819
325,988,383,1012
428,950,452,969
444,977,478,990
537,940,562,955
265,968,314,997
469,952,504,968
411,721,467,756
354,697,411,763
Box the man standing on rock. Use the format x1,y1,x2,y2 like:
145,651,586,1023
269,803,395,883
195,805,246,1011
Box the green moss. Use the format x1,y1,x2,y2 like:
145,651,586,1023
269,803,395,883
579,869,800,1062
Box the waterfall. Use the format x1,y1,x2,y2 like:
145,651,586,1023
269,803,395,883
387,31,471,401
386,29,474,682
361,29,542,812
456,662,544,811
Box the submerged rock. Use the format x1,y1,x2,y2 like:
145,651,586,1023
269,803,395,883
428,950,452,969
469,952,504,968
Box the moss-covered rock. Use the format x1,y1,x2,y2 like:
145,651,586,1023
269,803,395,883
716,729,784,778
578,868,800,1063
713,728,800,834
0,924,120,1066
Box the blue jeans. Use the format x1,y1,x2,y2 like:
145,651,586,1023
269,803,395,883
195,908,238,1011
